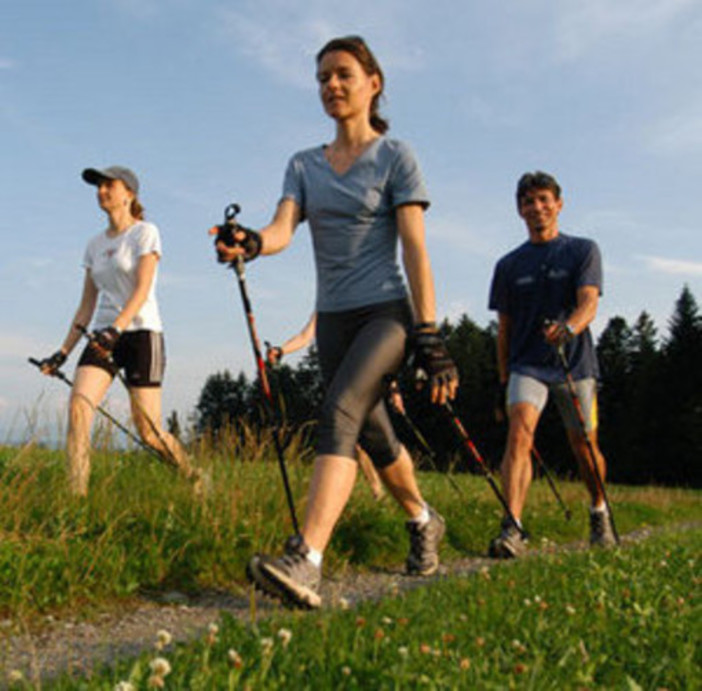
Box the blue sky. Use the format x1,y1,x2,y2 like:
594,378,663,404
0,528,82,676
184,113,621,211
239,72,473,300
1,0,701,442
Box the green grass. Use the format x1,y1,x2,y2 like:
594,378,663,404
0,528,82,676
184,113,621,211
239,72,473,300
41,527,700,690
0,438,700,688
0,441,700,622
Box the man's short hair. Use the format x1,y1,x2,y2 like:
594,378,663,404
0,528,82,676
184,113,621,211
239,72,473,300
516,171,562,205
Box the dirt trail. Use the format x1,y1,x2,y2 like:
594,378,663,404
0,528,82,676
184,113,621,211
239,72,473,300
0,523,692,687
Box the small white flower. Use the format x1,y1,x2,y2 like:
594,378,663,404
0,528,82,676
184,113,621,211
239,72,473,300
9,671,24,683
260,637,274,655
155,629,172,649
342,666,351,676
523,598,532,607
114,683,135,691
338,597,350,610
398,646,409,657
208,622,219,635
565,605,576,616
149,657,172,677
277,628,292,648
227,648,243,668
381,616,393,626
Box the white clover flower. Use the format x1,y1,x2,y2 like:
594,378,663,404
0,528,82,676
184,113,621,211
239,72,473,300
149,657,172,677
381,616,393,626
533,595,542,603
523,598,532,607
208,622,219,635
342,666,352,676
398,646,409,657
565,605,576,616
114,683,136,691
228,648,243,668
338,597,350,610
260,637,275,655
277,628,292,648
155,629,172,649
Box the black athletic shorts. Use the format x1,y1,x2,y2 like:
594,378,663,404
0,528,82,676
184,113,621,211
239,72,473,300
77,329,165,388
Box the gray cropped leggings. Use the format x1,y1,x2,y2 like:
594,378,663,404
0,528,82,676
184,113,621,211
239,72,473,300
315,299,412,469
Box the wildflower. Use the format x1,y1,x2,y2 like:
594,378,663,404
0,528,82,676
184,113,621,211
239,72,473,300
228,649,243,669
338,597,350,610
260,637,274,655
397,617,409,626
149,657,172,677
459,658,471,670
277,628,292,648
355,616,366,628
420,643,432,655
511,640,527,655
660,560,668,568
147,676,165,689
513,663,528,675
207,622,219,645
9,671,24,683
533,595,542,603
523,598,532,607
441,633,456,644
398,646,409,658
114,683,135,691
475,636,485,648
566,605,576,616
381,616,393,626
155,629,172,650
538,600,549,611
459,613,468,622
479,566,491,581
341,666,351,676
374,629,385,641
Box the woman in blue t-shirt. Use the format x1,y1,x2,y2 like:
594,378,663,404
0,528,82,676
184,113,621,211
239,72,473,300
215,36,457,608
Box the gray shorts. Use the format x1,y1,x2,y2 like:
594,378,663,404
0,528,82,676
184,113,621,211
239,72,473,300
508,373,599,432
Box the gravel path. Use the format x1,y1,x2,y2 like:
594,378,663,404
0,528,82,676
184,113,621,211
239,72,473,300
0,523,693,688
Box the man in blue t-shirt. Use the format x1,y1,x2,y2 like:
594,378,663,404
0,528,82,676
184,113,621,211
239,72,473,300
487,171,615,557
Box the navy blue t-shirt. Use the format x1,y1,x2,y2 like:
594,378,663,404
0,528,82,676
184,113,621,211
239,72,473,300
489,233,602,382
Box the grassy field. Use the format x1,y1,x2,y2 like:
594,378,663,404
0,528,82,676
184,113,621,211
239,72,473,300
0,436,700,688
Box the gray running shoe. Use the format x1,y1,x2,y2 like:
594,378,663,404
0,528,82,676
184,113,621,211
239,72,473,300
589,508,616,547
488,517,528,559
247,535,322,609
405,506,446,576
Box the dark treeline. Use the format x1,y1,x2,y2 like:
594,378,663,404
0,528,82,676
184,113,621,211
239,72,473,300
193,285,702,488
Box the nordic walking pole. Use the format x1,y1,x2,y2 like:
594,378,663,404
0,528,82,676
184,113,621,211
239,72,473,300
442,401,527,538
555,343,620,544
216,203,300,535
531,445,572,520
385,377,466,499
28,357,174,469
75,326,189,476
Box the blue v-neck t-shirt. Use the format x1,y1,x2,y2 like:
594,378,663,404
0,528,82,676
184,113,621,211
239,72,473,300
281,136,430,312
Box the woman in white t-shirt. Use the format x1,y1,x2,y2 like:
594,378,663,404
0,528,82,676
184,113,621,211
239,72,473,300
39,166,194,495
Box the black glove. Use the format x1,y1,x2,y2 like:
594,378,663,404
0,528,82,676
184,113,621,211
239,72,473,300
410,323,459,392
39,350,67,375
266,343,284,366
91,326,121,357
214,222,262,263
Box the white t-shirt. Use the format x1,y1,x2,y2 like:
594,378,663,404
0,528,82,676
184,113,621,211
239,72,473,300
83,221,163,332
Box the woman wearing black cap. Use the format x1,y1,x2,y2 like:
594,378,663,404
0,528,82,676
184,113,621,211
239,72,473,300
39,166,195,496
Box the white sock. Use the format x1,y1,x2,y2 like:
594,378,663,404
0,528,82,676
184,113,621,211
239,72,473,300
306,548,323,568
410,503,430,526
